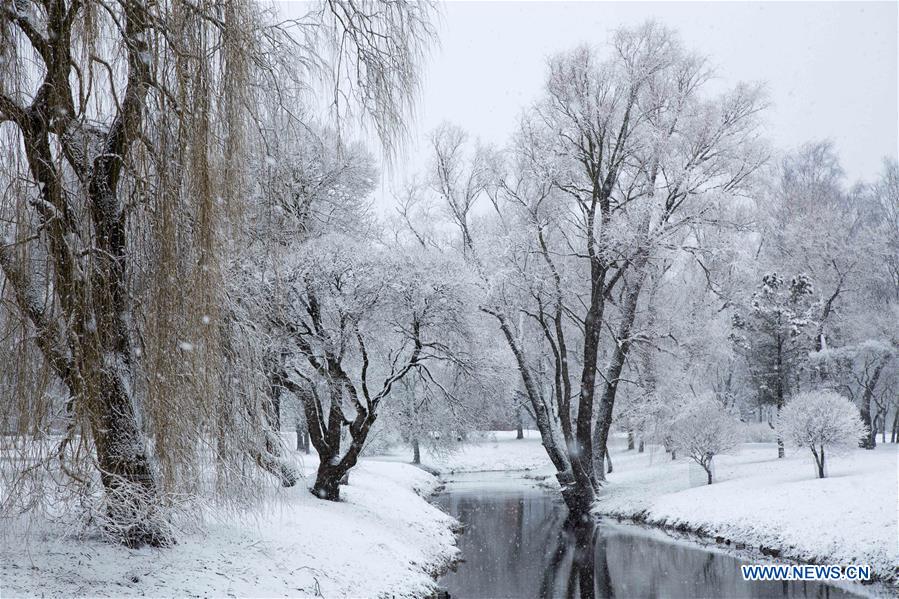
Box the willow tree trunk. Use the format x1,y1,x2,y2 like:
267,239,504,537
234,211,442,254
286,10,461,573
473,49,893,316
311,433,368,500
0,247,170,548
88,364,170,547
575,259,608,491
0,0,178,548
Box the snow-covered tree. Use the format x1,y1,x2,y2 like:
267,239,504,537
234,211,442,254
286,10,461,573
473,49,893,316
811,339,896,449
0,0,277,547
466,22,766,516
427,122,499,257
0,0,434,547
776,391,867,478
268,237,478,499
750,147,898,448
400,22,766,517
731,272,817,457
383,361,505,464
671,395,741,484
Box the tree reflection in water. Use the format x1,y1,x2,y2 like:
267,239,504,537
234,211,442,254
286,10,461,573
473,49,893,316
540,519,606,599
434,476,863,599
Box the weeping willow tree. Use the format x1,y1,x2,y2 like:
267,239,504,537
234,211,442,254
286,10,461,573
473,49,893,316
0,0,434,548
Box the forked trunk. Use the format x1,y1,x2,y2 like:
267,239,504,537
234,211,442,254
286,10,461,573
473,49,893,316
811,445,826,479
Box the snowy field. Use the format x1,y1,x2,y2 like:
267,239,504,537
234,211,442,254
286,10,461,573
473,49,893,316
382,430,555,475
390,432,899,586
0,459,458,598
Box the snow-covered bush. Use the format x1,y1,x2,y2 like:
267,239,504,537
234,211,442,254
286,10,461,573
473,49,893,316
776,391,867,478
672,395,742,484
740,421,777,443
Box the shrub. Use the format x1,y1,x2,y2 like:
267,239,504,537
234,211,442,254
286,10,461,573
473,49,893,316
672,396,742,484
776,390,866,479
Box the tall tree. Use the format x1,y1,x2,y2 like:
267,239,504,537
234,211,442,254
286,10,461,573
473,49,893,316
0,0,270,547
424,22,765,517
731,273,817,457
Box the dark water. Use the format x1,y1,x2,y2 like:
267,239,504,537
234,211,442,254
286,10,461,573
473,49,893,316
433,473,868,599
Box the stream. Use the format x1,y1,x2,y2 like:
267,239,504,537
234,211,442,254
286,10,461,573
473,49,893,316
432,471,871,599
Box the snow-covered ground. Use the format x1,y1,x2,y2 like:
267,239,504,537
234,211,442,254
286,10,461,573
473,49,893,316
389,431,899,586
0,458,458,598
4,433,894,596
382,429,556,475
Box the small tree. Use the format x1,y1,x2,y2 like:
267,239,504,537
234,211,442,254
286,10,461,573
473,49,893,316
776,391,867,479
672,396,741,484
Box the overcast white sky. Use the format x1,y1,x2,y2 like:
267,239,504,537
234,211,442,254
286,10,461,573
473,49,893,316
281,1,898,192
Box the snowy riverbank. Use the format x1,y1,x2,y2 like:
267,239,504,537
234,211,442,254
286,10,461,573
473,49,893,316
594,442,898,586
394,431,898,586
0,459,458,598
